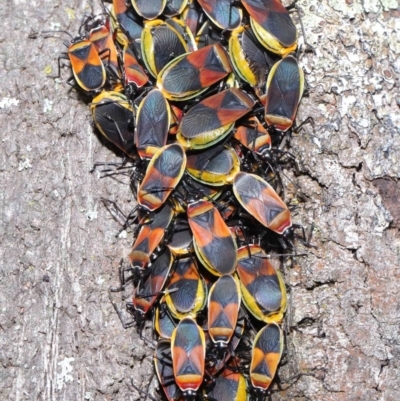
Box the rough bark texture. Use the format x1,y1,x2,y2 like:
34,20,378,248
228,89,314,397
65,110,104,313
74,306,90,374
1,1,399,400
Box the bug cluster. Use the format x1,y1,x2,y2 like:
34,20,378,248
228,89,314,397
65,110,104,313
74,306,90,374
46,0,311,399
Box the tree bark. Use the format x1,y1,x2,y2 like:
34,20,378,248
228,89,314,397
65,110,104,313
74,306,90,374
1,1,399,400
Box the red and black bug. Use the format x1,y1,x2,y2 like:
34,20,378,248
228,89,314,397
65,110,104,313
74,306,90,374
232,172,292,236
34,16,114,93
68,39,107,91
138,143,187,211
122,44,149,94
131,247,174,323
234,116,272,157
229,25,276,89
249,323,284,399
207,274,241,348
264,55,304,132
141,19,193,78
135,89,171,160
88,21,120,78
241,0,298,56
43,26,108,93
186,144,241,186
129,203,175,274
110,0,143,49
177,88,255,149
236,245,287,324
90,90,136,157
164,257,207,319
171,317,206,396
187,200,237,276
109,247,174,330
157,44,232,101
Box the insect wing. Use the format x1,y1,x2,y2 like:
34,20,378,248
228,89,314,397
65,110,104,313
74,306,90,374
131,0,166,20
234,116,272,155
141,19,190,78
123,45,149,89
164,0,188,17
165,257,206,319
236,245,287,323
157,44,232,101
68,40,106,91
205,368,247,401
138,143,187,211
197,0,242,30
89,24,119,75
250,323,284,390
232,172,291,235
90,91,135,157
187,200,237,276
229,25,275,87
135,89,171,159
171,317,206,392
129,204,175,270
264,55,304,132
155,301,178,339
186,145,240,186
241,0,297,55
133,248,174,315
178,88,254,149
154,339,183,401
208,275,241,345
111,0,143,48
180,89,254,139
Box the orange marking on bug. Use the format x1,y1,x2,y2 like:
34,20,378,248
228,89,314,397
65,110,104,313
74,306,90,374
211,210,231,238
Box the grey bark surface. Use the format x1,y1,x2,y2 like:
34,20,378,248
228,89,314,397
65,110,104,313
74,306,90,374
1,1,399,401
